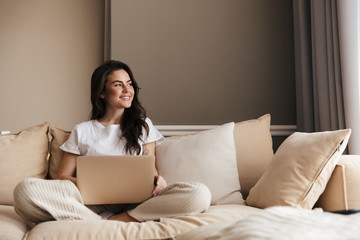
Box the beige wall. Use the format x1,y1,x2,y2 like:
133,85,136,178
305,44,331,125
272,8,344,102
111,0,296,125
0,0,295,132
0,0,104,132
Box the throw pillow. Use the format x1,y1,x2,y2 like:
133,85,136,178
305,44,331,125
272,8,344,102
156,122,244,205
0,122,50,205
233,114,273,198
48,126,71,179
246,129,351,209
316,155,360,211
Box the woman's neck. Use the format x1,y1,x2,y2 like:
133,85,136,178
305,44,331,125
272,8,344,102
98,109,124,126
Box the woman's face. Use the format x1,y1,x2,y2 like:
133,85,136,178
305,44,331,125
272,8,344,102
101,69,135,110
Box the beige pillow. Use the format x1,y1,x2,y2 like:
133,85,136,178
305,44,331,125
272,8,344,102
156,122,244,205
48,126,71,179
234,114,273,198
316,155,360,211
163,114,274,201
0,122,50,205
246,129,351,209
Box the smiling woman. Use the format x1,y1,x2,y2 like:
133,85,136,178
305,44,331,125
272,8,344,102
90,61,148,155
13,60,212,225
100,70,135,113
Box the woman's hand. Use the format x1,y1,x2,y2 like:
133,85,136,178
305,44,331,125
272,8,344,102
143,141,166,196
153,175,167,196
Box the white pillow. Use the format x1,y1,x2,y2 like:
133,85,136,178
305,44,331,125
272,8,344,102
156,122,244,205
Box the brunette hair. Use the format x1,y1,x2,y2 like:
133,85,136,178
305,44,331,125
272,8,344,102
90,60,148,154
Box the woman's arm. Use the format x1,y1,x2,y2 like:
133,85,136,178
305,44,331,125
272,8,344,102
57,152,78,185
143,142,167,196
142,141,155,156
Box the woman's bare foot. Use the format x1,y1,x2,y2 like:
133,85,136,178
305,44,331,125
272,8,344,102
107,212,139,222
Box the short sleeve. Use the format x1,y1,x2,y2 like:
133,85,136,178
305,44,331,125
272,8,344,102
144,118,165,145
59,125,81,155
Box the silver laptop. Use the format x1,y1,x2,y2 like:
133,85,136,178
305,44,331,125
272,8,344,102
77,155,156,205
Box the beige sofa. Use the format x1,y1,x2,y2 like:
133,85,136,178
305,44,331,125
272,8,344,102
1,114,360,240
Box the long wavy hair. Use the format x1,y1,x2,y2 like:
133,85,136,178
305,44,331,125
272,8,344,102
90,60,148,155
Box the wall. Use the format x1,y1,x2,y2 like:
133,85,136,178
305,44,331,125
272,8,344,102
0,0,104,132
0,0,296,136
110,0,296,126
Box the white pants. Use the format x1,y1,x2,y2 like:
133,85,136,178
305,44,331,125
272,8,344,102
13,178,211,223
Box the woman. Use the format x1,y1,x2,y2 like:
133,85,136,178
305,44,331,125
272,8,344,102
13,60,211,224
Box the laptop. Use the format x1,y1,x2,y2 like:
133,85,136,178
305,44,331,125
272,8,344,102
77,155,156,205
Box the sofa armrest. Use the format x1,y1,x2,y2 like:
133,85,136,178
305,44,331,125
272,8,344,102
316,155,360,211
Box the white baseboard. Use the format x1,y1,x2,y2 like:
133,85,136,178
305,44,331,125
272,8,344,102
156,125,297,137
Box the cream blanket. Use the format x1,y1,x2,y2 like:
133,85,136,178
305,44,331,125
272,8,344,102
176,206,360,240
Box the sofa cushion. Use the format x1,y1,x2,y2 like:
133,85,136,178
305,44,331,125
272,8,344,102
156,122,243,205
0,122,49,205
25,204,260,240
0,205,29,240
317,155,360,211
48,126,71,179
246,129,351,209
175,206,360,240
233,114,273,198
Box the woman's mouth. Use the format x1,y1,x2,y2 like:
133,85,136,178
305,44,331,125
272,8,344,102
120,96,131,100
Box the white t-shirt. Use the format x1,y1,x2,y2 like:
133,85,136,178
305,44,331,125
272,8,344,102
60,118,164,156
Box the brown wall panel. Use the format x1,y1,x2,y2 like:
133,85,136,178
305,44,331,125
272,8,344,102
111,0,296,125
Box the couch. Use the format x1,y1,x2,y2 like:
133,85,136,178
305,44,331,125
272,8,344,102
1,114,360,240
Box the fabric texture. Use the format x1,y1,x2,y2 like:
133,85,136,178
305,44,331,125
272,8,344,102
246,129,351,209
128,182,211,221
293,0,345,133
156,122,243,205
175,206,360,240
317,154,360,211
13,178,211,224
0,122,49,205
49,126,71,179
337,0,360,155
24,205,260,240
60,118,164,156
0,205,28,240
233,114,273,198
13,178,101,223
